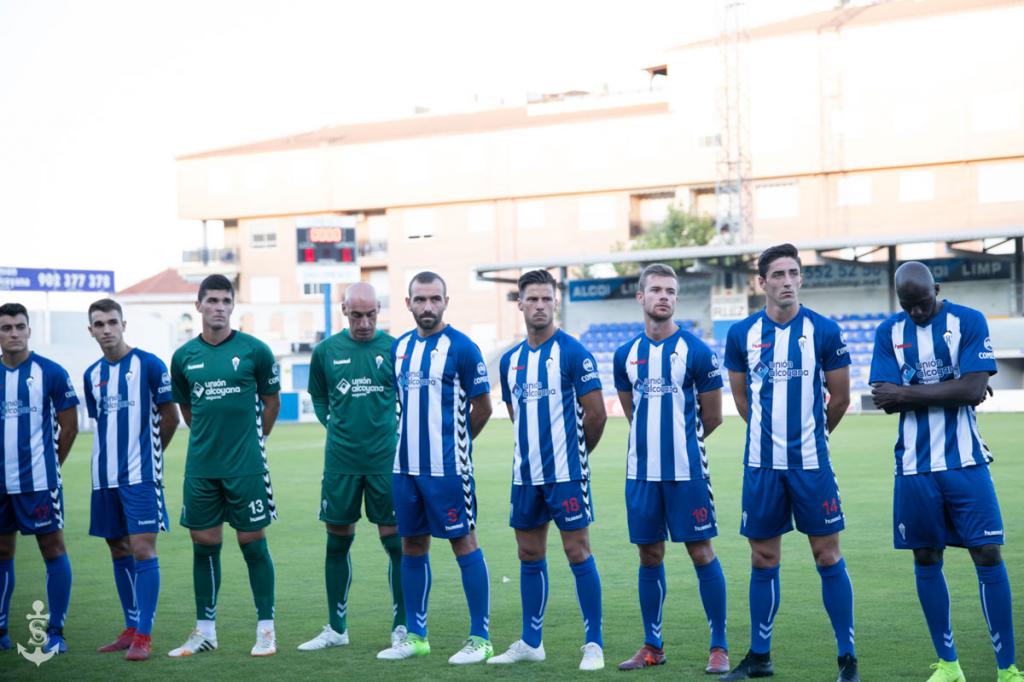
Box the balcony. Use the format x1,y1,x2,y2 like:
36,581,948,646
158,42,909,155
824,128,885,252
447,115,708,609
180,247,240,281
358,239,389,267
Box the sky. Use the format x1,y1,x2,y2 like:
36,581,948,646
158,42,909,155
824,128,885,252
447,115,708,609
0,0,834,295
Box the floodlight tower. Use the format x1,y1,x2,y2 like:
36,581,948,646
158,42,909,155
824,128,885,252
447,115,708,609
714,0,752,243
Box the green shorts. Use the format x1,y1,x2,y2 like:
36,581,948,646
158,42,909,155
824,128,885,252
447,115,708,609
181,473,276,531
320,473,396,526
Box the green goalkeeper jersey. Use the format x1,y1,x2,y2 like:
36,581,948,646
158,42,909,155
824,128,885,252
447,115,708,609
171,331,281,478
308,329,396,475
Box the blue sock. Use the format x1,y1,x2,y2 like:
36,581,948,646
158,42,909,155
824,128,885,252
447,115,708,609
638,563,666,649
111,555,138,630
0,559,13,635
134,558,160,636
520,559,547,648
915,561,957,662
749,565,780,654
571,556,603,647
456,549,490,640
401,553,431,638
696,557,729,651
818,558,856,657
45,554,72,633
976,561,1016,669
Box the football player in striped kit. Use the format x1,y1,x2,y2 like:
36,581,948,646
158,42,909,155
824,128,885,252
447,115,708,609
0,302,79,654
870,261,1022,682
84,298,179,661
376,271,495,665
612,263,729,674
721,244,858,682
490,269,608,671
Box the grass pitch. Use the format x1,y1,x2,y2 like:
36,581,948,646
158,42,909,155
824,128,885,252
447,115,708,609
4,414,1022,681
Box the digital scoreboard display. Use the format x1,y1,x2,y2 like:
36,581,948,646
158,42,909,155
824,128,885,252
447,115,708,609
296,226,357,264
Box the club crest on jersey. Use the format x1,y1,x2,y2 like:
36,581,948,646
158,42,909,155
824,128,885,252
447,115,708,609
670,352,679,364
798,335,806,351
898,522,906,541
375,354,384,369
545,357,554,369
231,356,240,371
26,376,34,387
943,329,953,346
125,370,134,381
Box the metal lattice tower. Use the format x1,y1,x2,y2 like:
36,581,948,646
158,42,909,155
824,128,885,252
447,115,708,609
714,0,753,243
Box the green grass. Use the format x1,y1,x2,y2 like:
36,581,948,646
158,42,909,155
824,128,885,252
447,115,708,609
4,414,1022,681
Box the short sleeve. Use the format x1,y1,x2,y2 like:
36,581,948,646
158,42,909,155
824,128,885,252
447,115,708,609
819,321,852,372
568,343,602,397
82,368,98,419
692,343,724,393
612,343,631,393
723,322,747,373
170,349,190,404
499,351,512,404
458,340,490,399
49,365,79,412
254,341,281,395
147,354,173,406
868,321,901,385
959,309,997,375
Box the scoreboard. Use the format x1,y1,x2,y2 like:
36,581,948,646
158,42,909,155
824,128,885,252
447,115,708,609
295,226,357,264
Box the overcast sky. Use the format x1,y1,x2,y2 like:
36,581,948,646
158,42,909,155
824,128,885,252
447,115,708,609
0,0,833,296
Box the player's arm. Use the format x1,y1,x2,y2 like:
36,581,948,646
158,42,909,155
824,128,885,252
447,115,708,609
617,391,634,424
872,372,989,411
179,403,193,426
469,392,492,438
307,346,330,427
504,402,514,421
260,393,280,436
578,389,607,452
698,388,723,437
55,407,78,466
728,371,749,423
824,366,851,433
158,402,180,449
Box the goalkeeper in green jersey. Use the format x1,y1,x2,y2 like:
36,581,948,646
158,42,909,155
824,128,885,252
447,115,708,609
298,282,405,651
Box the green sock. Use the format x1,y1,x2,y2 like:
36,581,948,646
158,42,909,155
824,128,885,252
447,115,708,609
193,543,222,621
326,533,354,634
380,534,405,631
240,538,276,621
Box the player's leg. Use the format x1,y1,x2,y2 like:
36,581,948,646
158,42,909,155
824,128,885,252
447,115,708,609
170,476,223,657
620,479,668,670
943,466,1020,679
792,467,857,680
365,472,405,641
120,481,169,661
549,480,603,671
721,467,786,681
90,486,138,652
895,471,964,681
0,510,16,651
26,486,72,655
300,472,359,650
490,483,549,664
377,473,431,660
442,474,492,664
226,474,277,657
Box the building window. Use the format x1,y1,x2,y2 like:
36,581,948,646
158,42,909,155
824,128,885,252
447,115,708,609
403,208,436,239
978,162,1024,203
517,200,545,231
836,175,872,207
578,196,616,232
755,182,799,219
303,282,330,297
899,171,935,203
467,204,496,233
251,231,277,249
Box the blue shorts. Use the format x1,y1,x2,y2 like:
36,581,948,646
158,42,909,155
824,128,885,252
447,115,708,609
893,465,1004,550
510,480,593,531
741,466,845,539
0,488,64,535
393,473,476,539
626,478,718,544
89,483,170,538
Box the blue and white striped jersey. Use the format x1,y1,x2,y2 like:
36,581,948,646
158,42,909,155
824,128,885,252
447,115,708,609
613,328,722,481
724,306,850,470
84,348,173,490
499,329,602,485
1,352,79,494
393,326,490,477
869,301,995,476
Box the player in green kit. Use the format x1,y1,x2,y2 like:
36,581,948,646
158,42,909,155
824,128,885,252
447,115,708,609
298,282,406,651
167,274,282,658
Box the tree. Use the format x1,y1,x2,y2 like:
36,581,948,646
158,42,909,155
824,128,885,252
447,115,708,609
614,208,716,275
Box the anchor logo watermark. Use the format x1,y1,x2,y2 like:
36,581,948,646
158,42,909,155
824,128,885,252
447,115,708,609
18,600,55,666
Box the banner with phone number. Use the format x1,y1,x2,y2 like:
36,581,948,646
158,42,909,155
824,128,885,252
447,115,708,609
0,267,115,292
